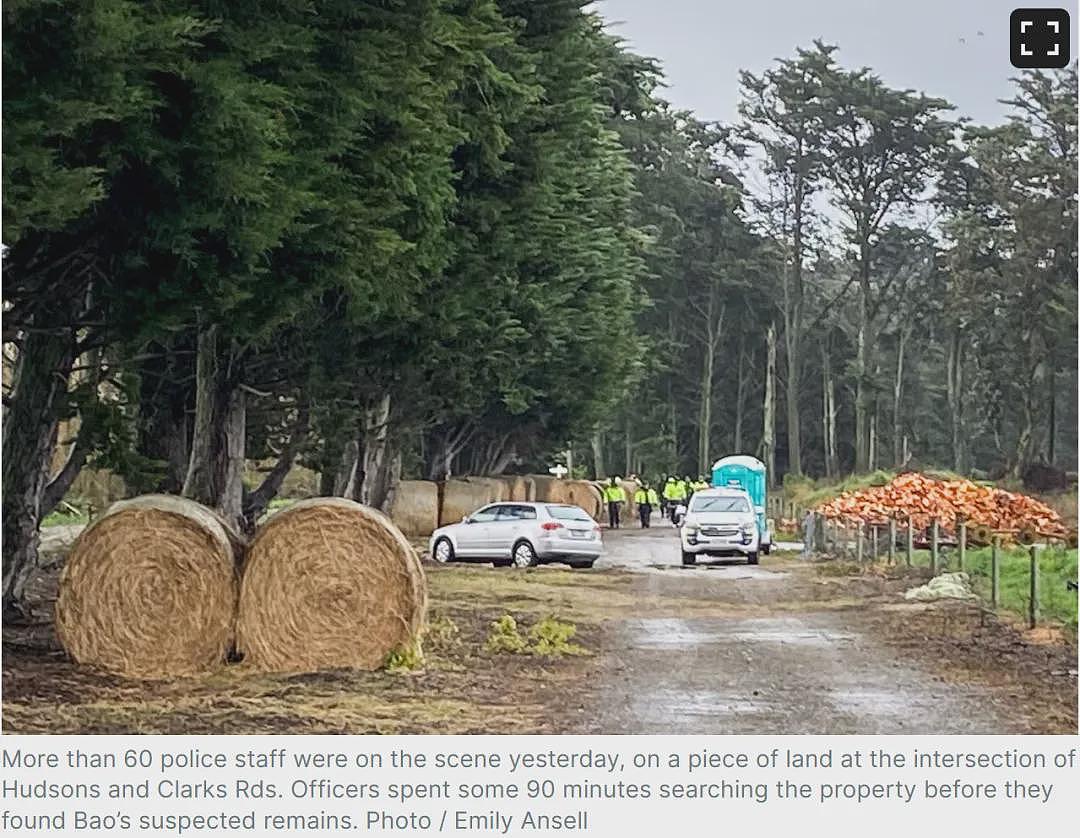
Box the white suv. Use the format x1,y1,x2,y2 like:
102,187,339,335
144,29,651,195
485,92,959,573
429,502,603,569
679,487,760,566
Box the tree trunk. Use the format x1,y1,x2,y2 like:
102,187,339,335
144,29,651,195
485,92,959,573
335,439,360,498
591,429,605,479
733,338,747,452
946,329,965,474
359,393,393,508
623,415,632,477
854,269,871,472
892,327,906,467
822,344,838,478
698,327,714,475
2,327,77,616
782,138,807,477
242,405,310,531
1047,365,1057,465
182,324,246,531
763,322,777,479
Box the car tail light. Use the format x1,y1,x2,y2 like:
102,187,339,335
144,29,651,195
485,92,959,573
541,522,563,531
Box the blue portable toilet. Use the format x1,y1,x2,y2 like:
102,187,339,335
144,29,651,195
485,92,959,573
711,455,771,553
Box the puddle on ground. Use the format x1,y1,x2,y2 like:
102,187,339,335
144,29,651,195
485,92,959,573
631,617,856,648
632,688,778,719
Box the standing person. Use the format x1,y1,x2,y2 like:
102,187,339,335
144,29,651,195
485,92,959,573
665,476,685,524
604,477,626,529
634,483,655,528
681,475,694,505
658,474,669,518
647,484,660,527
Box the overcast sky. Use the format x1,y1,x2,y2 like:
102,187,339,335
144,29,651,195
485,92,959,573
597,0,1074,126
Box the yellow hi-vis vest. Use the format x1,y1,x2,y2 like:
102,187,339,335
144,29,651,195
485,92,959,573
662,481,679,500
603,484,625,503
647,488,660,505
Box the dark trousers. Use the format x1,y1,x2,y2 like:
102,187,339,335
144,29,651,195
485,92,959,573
607,501,621,528
638,503,651,527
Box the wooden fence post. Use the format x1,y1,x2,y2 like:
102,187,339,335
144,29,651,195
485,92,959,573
888,518,896,564
856,521,864,563
870,525,879,562
930,518,940,575
905,519,913,567
991,537,1000,609
958,522,967,573
1028,545,1039,629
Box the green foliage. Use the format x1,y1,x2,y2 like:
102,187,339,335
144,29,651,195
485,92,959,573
484,614,527,654
528,616,586,657
385,639,426,673
484,614,586,656
965,546,1078,630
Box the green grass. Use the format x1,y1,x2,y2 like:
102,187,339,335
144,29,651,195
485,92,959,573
963,546,1077,630
42,505,89,528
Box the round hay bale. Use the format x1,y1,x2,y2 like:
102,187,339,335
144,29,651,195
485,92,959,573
236,498,426,673
440,479,495,525
530,475,561,502
387,480,439,537
463,476,507,502
564,480,603,519
55,494,241,679
505,475,530,502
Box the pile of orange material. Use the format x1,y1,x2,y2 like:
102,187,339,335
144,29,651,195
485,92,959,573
815,472,1067,538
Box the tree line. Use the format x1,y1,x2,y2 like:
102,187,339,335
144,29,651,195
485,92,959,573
3,3,1077,614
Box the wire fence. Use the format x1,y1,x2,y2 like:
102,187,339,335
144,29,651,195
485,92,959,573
767,496,1076,630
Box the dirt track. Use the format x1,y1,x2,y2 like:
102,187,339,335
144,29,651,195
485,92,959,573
3,524,1075,734
583,527,1069,733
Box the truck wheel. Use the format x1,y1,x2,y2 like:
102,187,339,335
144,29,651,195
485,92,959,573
747,552,759,565
681,552,696,566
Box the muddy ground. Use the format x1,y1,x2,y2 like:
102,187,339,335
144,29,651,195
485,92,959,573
3,525,1076,734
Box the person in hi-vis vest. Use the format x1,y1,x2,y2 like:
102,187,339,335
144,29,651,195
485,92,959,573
603,477,626,528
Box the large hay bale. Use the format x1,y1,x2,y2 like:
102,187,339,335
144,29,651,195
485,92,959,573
440,479,496,525
505,475,530,501
55,494,241,679
237,498,425,672
387,480,439,537
527,478,602,519
522,476,536,502
463,476,507,502
530,475,560,502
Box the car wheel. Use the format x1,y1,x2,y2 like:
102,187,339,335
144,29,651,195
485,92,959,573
569,559,595,569
747,552,759,565
433,537,455,564
681,551,696,566
511,540,538,568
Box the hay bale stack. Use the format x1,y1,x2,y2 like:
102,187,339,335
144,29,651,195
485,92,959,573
237,498,426,673
387,480,439,537
463,476,507,502
439,479,495,525
55,494,241,679
505,475,531,502
530,475,560,502
526,478,602,519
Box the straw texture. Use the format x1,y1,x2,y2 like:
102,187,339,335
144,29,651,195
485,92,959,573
387,480,439,537
55,494,240,679
236,498,426,672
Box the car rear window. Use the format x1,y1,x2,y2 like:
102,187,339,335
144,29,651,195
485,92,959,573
546,505,592,521
690,495,750,513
